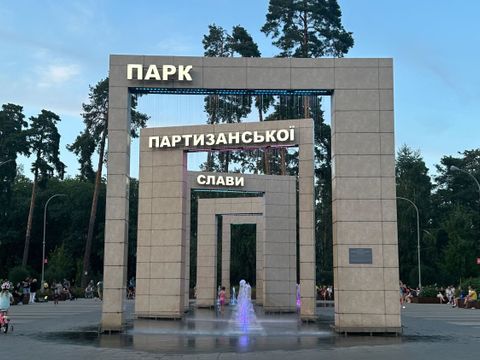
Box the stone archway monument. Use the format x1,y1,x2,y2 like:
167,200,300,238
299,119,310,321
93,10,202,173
135,119,312,319
103,55,400,334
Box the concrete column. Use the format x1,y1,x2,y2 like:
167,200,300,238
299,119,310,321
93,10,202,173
101,85,130,331
263,177,297,313
221,220,232,300
331,58,400,333
255,219,265,306
135,140,187,318
298,121,316,319
196,200,217,307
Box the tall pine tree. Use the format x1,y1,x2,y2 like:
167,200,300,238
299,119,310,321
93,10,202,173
261,0,354,282
201,24,260,172
68,78,148,287
23,110,66,266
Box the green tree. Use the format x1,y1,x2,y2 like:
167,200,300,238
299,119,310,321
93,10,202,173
0,174,31,275
201,24,258,172
432,149,480,282
441,205,477,281
44,244,75,284
261,0,354,58
68,77,148,287
395,145,432,286
23,110,65,266
0,104,29,216
261,0,353,282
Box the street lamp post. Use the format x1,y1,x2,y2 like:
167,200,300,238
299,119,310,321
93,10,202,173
397,196,422,289
450,165,480,204
41,194,67,290
0,159,13,167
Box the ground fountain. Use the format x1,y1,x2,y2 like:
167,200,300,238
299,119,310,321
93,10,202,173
229,280,264,335
230,287,237,306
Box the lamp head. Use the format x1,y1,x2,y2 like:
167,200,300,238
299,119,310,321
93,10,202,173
450,165,460,172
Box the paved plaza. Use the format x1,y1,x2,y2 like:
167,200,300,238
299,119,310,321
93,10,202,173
2,299,480,359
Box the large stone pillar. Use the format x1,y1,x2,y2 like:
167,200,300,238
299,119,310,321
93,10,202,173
101,83,130,331
135,134,187,318
195,199,218,307
298,120,316,320
331,58,400,333
263,176,297,313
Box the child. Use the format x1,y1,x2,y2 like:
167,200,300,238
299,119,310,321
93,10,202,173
219,286,226,314
0,282,14,313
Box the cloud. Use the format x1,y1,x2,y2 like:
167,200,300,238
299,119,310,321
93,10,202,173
38,64,81,88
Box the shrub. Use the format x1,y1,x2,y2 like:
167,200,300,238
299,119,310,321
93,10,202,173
420,285,438,297
71,287,85,298
44,244,75,283
7,266,29,285
460,277,480,292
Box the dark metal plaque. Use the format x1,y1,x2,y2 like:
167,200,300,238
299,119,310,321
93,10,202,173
349,248,373,264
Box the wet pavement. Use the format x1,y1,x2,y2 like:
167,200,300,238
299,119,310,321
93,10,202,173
3,299,480,359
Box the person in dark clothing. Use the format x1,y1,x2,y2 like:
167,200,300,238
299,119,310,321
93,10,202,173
29,279,38,303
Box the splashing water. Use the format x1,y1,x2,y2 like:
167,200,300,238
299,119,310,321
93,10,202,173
229,279,263,334
230,287,237,305
296,283,301,309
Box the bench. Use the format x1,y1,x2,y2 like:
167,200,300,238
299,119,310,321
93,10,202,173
456,299,480,309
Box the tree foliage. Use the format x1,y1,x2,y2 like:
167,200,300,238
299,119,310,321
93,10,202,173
23,110,66,266
67,77,148,287
261,0,354,57
396,145,432,285
0,104,29,207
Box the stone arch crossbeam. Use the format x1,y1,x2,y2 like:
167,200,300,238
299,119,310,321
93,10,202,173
104,55,399,334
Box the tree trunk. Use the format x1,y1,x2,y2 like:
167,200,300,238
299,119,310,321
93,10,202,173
302,9,308,57
81,129,107,288
304,96,310,118
224,151,230,173
206,153,213,171
280,148,286,175
22,173,38,266
257,96,264,122
257,99,271,174
263,149,270,175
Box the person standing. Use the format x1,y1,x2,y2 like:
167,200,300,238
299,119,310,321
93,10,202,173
96,280,103,300
29,278,38,304
399,281,406,309
22,277,30,304
219,286,226,314
327,285,333,300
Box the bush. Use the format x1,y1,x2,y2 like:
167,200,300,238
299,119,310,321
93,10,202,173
71,287,84,298
44,244,75,283
420,285,438,297
460,277,480,292
8,265,29,285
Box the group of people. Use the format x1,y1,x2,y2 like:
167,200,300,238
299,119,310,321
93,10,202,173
48,279,76,304
399,283,421,308
400,281,478,309
85,280,103,300
317,285,333,300
0,278,39,305
450,286,478,308
435,285,478,308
